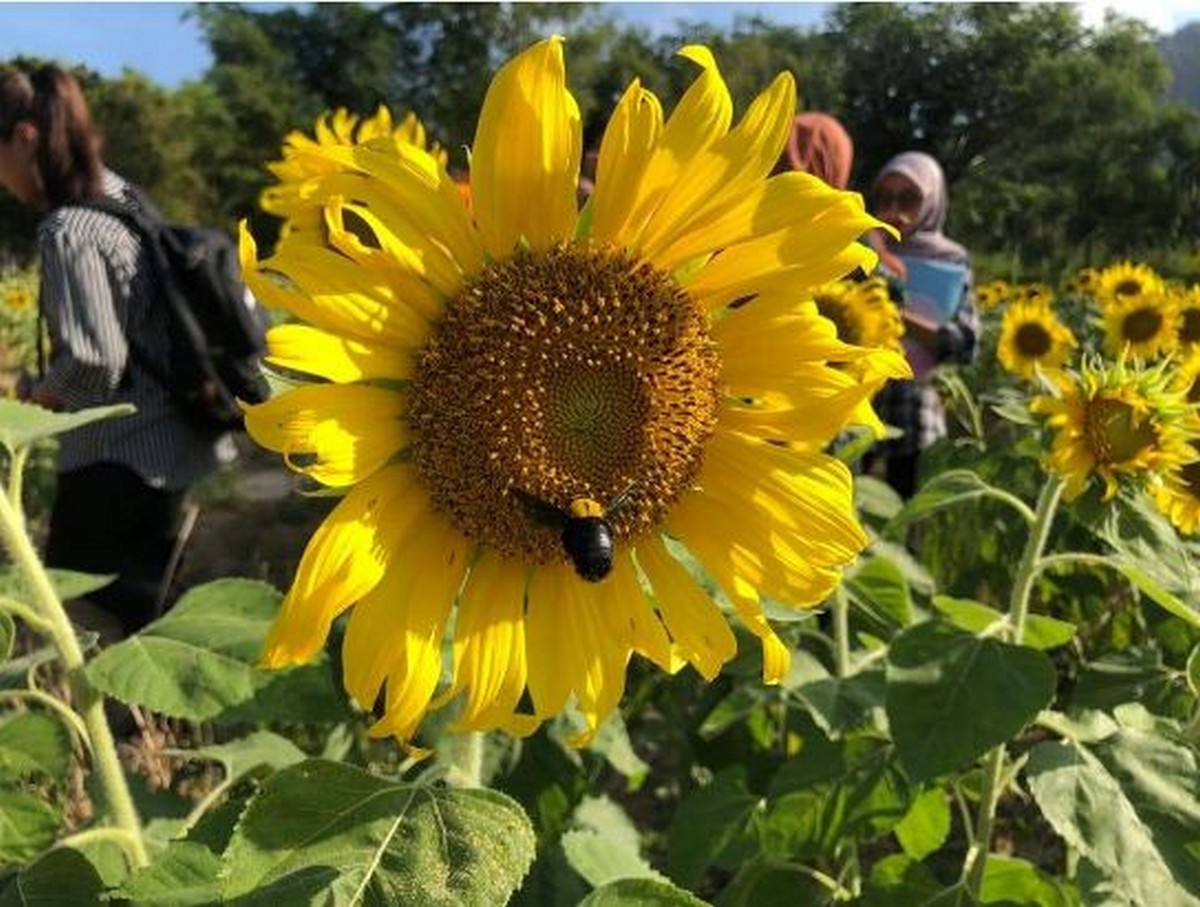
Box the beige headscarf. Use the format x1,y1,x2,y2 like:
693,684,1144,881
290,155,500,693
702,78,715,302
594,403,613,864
779,112,855,190
873,151,968,264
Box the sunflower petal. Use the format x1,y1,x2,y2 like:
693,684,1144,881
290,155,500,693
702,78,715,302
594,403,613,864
471,37,580,256
261,465,419,667
265,323,412,383
243,384,407,487
591,80,663,244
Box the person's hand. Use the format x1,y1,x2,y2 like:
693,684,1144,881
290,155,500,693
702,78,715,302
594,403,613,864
867,230,907,280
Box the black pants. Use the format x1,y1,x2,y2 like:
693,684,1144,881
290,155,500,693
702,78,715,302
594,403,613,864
44,463,185,636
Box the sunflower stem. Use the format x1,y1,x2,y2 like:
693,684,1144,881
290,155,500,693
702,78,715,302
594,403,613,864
445,730,486,789
963,476,1064,898
832,584,852,678
0,474,148,869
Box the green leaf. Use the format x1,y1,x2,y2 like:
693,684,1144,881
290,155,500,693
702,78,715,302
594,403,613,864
182,729,306,786
846,556,913,631
220,759,536,906
1026,740,1195,906
932,595,1077,650
562,797,663,888
85,578,287,719
586,714,649,781
789,669,886,738
1108,557,1200,627
0,712,72,783
0,566,115,604
890,469,1017,528
0,846,105,906
579,878,711,906
0,613,12,661
863,853,943,907
0,790,60,865
1187,644,1200,699
979,855,1075,906
116,841,224,906
886,621,1057,781
713,859,827,905
0,400,134,454
893,787,951,860
855,475,905,522
667,768,760,890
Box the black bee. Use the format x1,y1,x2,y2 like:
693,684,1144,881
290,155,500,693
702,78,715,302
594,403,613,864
513,488,633,583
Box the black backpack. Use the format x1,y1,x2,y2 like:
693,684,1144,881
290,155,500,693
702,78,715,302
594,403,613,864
76,194,271,432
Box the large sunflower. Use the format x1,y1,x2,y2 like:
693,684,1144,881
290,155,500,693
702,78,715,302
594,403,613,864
1031,355,1198,500
997,299,1076,380
1175,286,1200,356
240,40,899,746
1101,290,1179,360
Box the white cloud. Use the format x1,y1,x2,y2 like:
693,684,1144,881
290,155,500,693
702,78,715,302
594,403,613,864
1077,0,1200,34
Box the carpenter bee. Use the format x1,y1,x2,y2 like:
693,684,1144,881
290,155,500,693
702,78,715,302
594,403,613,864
512,487,634,582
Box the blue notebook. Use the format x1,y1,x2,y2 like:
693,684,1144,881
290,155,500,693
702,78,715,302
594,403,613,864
898,256,969,323
897,256,968,380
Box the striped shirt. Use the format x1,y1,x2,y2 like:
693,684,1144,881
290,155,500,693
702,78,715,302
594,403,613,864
35,170,233,489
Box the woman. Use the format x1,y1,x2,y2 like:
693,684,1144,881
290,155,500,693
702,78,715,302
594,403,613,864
774,112,855,190
0,65,230,636
867,151,979,498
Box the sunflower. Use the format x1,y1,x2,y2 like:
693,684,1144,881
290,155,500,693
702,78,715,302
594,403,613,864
241,40,900,747
812,278,905,352
1065,267,1099,296
976,280,1012,312
2,285,32,312
996,299,1077,379
1174,286,1200,356
1152,456,1200,535
1101,290,1179,360
1093,261,1165,310
1031,355,1198,500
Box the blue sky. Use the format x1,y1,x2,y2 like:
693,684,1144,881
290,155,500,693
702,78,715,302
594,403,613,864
0,2,1195,89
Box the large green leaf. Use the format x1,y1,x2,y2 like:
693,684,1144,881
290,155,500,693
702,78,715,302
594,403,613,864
886,621,1056,781
220,759,536,905
0,712,71,783
579,878,711,906
84,578,330,720
0,790,60,866
0,400,134,454
789,668,886,738
181,729,306,786
845,556,913,632
0,847,105,906
1025,740,1197,906
0,566,115,605
667,768,761,890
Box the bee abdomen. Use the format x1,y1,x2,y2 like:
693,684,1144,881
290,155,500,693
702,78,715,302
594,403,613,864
562,516,614,582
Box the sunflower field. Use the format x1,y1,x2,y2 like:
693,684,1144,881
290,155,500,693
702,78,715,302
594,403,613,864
1,9,1200,907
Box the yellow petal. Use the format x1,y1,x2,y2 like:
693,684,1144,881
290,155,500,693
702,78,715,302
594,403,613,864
602,551,674,672
608,44,732,250
243,384,407,487
591,80,663,244
471,37,580,257
524,562,583,718
688,224,879,311
639,71,796,265
261,465,420,667
445,551,534,732
345,517,470,741
635,534,736,680
265,323,412,383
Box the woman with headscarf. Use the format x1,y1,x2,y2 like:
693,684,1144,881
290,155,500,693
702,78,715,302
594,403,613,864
774,112,855,190
866,151,979,499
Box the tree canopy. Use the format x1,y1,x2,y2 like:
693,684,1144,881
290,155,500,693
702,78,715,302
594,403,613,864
1,2,1196,275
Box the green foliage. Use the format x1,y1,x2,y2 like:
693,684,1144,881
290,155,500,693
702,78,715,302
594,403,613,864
0,847,105,906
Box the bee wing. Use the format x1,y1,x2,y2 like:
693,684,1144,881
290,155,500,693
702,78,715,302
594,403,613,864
511,488,567,530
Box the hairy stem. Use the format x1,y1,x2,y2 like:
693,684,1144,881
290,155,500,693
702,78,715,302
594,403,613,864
0,486,148,868
963,476,1064,897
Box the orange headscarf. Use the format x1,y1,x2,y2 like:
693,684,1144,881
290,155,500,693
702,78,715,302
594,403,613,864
781,113,854,190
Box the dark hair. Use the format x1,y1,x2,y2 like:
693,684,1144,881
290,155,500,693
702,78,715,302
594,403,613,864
0,65,103,206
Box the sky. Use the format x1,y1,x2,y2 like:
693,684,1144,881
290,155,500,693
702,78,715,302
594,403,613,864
0,2,1196,89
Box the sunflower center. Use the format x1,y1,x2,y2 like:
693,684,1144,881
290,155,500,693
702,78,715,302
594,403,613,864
1114,279,1143,298
407,244,721,562
1181,310,1200,345
816,297,861,346
1084,398,1158,465
1122,307,1162,343
1014,322,1052,358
